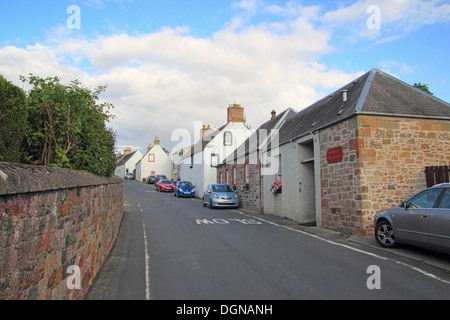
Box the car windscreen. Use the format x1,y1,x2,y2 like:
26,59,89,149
212,185,234,192
179,182,193,188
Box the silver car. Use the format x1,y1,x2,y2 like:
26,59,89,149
374,183,450,254
203,184,239,209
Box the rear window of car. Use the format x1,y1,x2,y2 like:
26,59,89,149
408,188,443,208
160,180,172,184
439,189,450,209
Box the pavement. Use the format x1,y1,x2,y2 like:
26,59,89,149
235,207,450,274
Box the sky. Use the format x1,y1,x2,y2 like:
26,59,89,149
1,0,449,154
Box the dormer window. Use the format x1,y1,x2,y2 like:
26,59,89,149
224,131,232,146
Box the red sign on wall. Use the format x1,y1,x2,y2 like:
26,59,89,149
327,146,343,163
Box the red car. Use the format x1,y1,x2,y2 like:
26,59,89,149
156,179,175,192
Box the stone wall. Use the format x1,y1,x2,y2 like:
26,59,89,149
357,115,450,235
319,115,450,235
0,163,123,300
319,117,362,234
235,163,261,212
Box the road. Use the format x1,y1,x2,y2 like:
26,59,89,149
86,180,450,300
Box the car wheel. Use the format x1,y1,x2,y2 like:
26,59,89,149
203,201,206,207
375,220,397,248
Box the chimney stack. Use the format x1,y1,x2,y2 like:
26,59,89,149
124,147,132,155
154,137,160,145
147,144,153,152
227,103,244,123
271,110,276,119
201,125,212,139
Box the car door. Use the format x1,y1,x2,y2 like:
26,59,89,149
428,188,450,251
395,188,443,245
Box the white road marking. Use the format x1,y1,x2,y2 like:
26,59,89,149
138,202,152,300
231,210,450,285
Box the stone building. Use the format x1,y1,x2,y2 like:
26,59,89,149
262,68,450,235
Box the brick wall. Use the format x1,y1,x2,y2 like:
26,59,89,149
0,163,123,300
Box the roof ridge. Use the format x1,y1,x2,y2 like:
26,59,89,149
354,68,377,113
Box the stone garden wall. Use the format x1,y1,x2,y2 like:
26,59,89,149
0,163,123,300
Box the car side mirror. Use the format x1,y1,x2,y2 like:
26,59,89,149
399,201,406,208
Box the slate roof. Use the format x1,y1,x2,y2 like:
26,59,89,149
279,68,450,146
116,150,139,166
180,124,227,160
221,108,297,165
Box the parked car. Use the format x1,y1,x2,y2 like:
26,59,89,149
203,184,239,209
174,181,196,198
156,179,175,192
125,172,134,180
154,174,167,184
147,175,156,184
374,183,450,254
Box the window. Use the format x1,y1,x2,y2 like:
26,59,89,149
439,189,450,209
211,153,219,167
245,163,249,183
407,189,442,208
277,155,282,182
224,131,232,146
148,154,155,162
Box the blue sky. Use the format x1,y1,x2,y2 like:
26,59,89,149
1,0,449,153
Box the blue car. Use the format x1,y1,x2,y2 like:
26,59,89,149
174,181,196,198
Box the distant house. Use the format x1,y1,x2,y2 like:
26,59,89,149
218,108,296,212
178,103,253,197
261,68,450,235
115,147,143,179
135,137,173,182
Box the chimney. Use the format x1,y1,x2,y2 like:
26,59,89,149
227,103,244,123
124,147,132,155
271,110,276,119
154,137,160,145
201,125,212,139
147,144,153,152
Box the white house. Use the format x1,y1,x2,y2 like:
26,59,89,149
115,147,143,178
135,137,173,182
178,103,253,197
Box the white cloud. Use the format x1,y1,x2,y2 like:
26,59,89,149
0,2,368,154
378,60,414,78
322,0,450,43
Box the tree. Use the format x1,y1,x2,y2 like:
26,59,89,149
21,74,117,176
414,83,433,95
0,74,27,162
